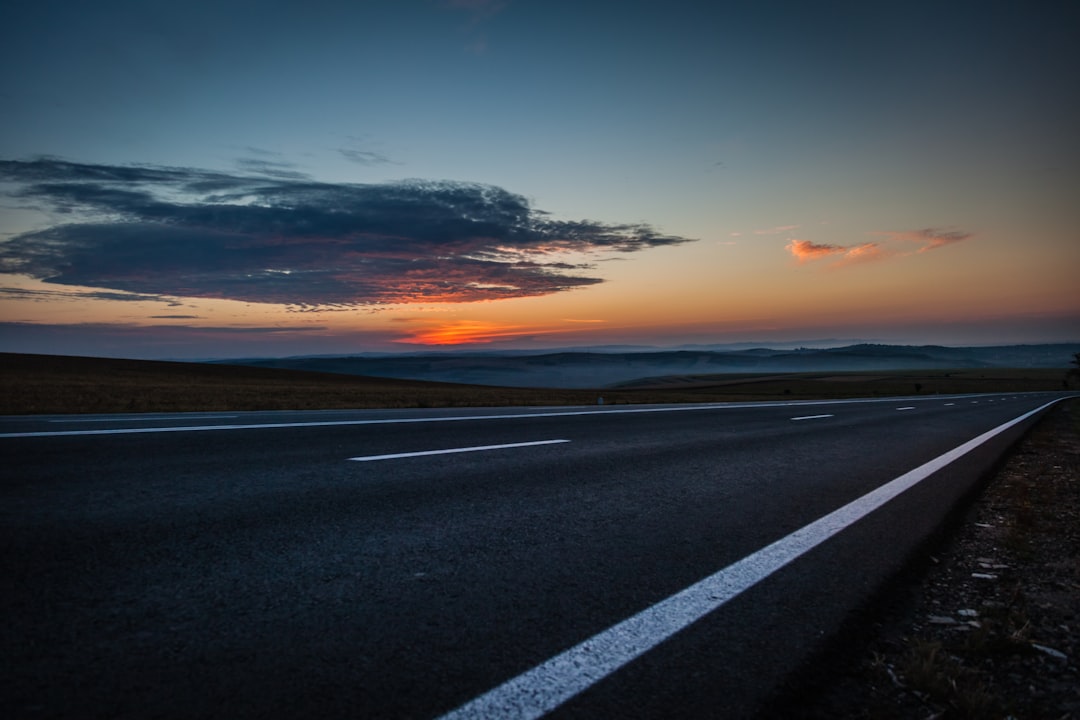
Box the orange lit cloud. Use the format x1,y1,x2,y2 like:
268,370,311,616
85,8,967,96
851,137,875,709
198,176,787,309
788,227,972,269
786,239,882,265
787,239,843,262
839,242,886,265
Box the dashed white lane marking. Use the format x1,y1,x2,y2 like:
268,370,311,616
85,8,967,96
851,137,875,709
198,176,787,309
896,406,916,411
791,414,834,421
0,403,829,437
944,403,956,406
436,398,1066,720
348,439,569,462
0,393,1053,438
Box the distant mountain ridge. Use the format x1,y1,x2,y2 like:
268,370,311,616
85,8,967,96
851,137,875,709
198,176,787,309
215,343,1079,389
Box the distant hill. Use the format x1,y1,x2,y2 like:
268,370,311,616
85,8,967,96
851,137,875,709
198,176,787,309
216,343,1080,389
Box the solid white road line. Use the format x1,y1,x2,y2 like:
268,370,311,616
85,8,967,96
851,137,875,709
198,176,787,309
790,414,834,421
349,439,569,462
48,414,238,423
0,407,728,437
436,398,1066,720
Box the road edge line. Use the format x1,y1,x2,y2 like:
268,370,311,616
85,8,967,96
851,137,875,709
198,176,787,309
436,397,1066,720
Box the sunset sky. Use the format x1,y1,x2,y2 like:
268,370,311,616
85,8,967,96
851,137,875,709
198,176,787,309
1,0,1077,359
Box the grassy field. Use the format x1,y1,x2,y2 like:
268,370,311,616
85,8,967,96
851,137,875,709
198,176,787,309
617,367,1072,397
0,352,1072,415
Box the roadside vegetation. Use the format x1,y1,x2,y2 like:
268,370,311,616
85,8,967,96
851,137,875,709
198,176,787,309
0,352,1072,415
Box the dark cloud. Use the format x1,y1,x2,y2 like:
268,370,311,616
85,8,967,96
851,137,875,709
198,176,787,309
0,285,180,304
0,158,696,306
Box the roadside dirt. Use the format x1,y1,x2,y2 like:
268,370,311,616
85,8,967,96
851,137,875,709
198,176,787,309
779,399,1080,719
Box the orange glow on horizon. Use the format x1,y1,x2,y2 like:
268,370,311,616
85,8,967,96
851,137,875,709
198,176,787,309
398,320,587,346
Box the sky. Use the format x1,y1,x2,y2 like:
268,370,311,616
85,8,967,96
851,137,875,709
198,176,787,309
1,0,1078,359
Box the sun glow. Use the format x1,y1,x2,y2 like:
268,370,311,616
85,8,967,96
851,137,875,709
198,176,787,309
398,320,583,346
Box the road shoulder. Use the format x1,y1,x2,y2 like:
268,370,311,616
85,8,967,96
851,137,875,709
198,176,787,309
773,399,1080,719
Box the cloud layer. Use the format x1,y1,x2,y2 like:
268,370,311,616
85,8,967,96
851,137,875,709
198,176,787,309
787,228,972,267
0,159,694,306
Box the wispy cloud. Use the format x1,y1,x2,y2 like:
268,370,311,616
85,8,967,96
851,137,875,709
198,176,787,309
871,227,974,253
234,157,311,181
0,320,328,336
0,158,695,307
338,148,395,166
0,320,348,358
787,226,973,268
242,146,284,158
754,225,799,235
0,285,181,304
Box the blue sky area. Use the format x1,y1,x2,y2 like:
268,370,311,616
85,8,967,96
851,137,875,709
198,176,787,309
1,1,1077,358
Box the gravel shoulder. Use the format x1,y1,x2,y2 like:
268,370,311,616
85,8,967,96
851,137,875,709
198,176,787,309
776,399,1080,719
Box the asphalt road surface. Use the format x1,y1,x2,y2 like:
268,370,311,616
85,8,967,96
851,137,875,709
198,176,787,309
2,392,1073,719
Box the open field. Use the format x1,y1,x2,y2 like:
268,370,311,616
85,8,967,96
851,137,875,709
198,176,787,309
615,367,1072,398
216,343,1080,389
0,352,1072,415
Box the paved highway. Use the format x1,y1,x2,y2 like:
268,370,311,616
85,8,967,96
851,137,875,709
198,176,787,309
2,392,1073,718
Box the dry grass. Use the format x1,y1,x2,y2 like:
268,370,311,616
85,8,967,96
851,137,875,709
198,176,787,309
0,353,606,414
0,352,1070,415
0,352,726,414
620,367,1069,398
896,638,1002,719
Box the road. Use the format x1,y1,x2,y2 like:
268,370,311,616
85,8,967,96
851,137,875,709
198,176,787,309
1,392,1072,718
